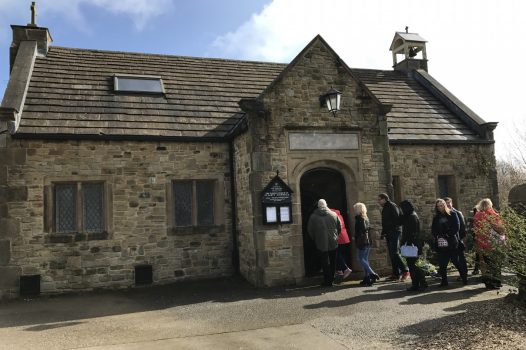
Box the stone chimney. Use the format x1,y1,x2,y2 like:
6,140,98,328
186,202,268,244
389,28,428,73
9,2,52,72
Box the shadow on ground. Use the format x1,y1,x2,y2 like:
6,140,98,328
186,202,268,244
0,275,352,329
395,294,526,349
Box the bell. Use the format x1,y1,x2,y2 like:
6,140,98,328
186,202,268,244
408,47,417,58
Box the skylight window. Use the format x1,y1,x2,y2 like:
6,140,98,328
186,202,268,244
113,75,164,93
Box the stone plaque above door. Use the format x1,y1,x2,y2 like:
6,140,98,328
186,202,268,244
288,132,359,150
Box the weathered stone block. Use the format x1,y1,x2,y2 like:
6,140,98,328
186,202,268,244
0,266,19,288
0,240,10,265
0,149,26,165
0,218,19,238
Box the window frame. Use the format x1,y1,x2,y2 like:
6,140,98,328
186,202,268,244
113,74,165,94
436,174,458,204
172,179,215,227
392,175,403,204
44,177,113,241
166,176,225,235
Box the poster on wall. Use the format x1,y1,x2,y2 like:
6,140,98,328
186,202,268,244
261,174,293,224
266,207,278,223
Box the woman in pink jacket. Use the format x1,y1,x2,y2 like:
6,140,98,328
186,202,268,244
331,209,352,280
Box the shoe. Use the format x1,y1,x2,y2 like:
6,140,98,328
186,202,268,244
370,273,380,282
400,272,410,282
418,282,428,291
461,276,468,285
360,277,373,286
320,282,333,288
406,285,419,292
472,269,480,275
439,280,449,287
386,275,399,281
484,282,498,290
342,268,352,280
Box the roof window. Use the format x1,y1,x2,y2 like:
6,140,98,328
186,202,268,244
113,75,164,94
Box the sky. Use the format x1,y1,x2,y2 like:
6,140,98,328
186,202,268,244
0,0,524,159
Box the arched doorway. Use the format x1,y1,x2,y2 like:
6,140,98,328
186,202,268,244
300,168,349,276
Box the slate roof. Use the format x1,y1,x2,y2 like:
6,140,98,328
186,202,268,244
19,46,285,139
352,68,483,142
14,45,490,143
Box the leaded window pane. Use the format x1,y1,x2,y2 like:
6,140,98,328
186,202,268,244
438,176,450,198
174,181,193,226
197,181,214,226
55,184,76,233
83,183,104,232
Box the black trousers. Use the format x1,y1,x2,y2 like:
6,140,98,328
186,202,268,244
406,257,426,287
437,249,467,283
482,253,502,286
318,249,337,285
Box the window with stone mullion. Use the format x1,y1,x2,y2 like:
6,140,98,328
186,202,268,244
82,183,104,233
173,180,215,227
55,184,77,233
54,182,105,234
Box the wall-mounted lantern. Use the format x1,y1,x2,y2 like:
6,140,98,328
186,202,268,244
320,88,342,117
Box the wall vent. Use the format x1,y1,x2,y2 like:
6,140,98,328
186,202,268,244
135,265,153,285
20,275,41,296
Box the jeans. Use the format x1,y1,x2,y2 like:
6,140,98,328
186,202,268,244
406,257,426,287
318,249,337,285
336,243,351,272
358,246,375,277
386,231,408,277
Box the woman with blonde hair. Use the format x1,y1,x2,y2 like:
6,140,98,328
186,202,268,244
354,202,379,286
431,198,460,287
473,198,505,289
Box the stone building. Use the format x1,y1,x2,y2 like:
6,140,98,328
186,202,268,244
0,22,498,298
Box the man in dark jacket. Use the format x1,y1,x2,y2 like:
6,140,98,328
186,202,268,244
307,199,341,287
378,193,409,281
445,197,468,284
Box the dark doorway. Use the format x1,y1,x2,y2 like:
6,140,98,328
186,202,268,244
300,168,348,276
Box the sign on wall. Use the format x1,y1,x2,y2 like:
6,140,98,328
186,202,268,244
261,175,293,224
288,132,359,150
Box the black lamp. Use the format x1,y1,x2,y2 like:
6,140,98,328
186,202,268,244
320,88,342,117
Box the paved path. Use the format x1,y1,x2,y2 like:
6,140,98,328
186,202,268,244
0,275,511,349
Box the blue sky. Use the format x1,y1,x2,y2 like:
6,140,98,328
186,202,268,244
1,0,525,159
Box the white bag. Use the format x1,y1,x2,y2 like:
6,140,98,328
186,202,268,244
400,243,418,258
437,237,449,248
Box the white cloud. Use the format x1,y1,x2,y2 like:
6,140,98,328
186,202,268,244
212,0,526,159
0,0,174,32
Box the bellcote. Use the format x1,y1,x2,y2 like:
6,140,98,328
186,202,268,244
390,28,427,73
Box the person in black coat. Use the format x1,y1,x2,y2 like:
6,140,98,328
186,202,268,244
378,193,409,281
400,200,427,291
431,198,461,287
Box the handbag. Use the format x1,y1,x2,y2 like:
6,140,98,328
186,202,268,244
400,243,418,258
437,237,449,248
490,229,506,245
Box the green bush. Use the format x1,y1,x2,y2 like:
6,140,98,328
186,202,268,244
501,207,526,281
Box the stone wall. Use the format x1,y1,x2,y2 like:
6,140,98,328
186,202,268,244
390,143,499,237
0,138,233,299
233,131,258,284
237,38,393,286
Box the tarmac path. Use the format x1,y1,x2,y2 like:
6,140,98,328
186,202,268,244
0,275,521,349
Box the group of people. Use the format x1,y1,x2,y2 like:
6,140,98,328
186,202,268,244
307,193,505,290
